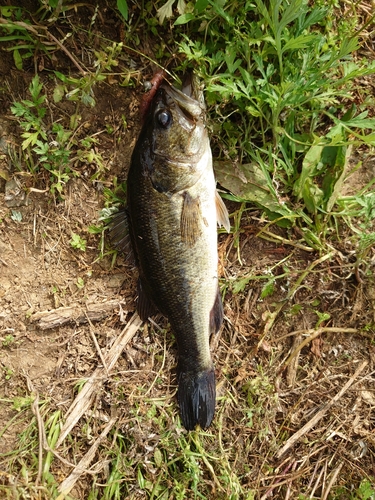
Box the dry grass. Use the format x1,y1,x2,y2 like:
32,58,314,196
0,1,375,499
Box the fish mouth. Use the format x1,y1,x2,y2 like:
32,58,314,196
161,74,205,121
180,73,199,100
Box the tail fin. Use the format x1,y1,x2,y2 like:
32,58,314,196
177,368,216,430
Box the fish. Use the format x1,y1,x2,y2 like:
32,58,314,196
125,73,230,430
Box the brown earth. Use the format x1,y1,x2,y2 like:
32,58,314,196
0,3,375,499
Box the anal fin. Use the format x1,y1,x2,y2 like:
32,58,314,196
137,278,157,321
215,190,230,232
209,287,224,334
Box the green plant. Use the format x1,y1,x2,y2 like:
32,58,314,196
0,6,56,69
2,335,15,347
354,478,375,500
10,210,22,222
10,75,74,195
88,178,128,263
330,478,375,500
10,75,47,150
3,366,14,380
70,232,87,251
76,277,85,289
117,0,128,21
53,41,126,108
0,394,64,499
169,0,375,247
9,40,133,198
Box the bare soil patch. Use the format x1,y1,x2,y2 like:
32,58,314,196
0,4,375,499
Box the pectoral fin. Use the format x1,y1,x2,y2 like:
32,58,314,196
181,192,202,247
215,191,230,232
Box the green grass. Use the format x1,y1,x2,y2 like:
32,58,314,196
0,396,63,499
6,0,374,245
1,0,375,498
173,0,375,248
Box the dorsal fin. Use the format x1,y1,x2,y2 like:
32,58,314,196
109,208,133,258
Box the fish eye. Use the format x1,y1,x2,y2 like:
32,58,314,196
156,110,172,128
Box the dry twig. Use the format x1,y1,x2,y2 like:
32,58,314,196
85,311,109,375
281,327,372,370
56,416,117,499
55,312,143,448
322,461,344,500
30,300,121,330
276,360,368,459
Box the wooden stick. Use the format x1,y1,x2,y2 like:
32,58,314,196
85,312,109,375
55,313,143,448
276,360,368,459
56,416,117,499
322,462,344,500
30,300,121,330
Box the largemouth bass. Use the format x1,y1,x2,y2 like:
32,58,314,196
126,74,230,430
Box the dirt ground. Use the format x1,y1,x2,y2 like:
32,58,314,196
0,3,375,499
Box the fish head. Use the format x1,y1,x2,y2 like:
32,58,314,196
148,77,209,166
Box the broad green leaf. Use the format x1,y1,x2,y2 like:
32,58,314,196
174,13,194,25
293,141,323,198
195,0,209,13
260,278,276,299
214,161,290,217
325,145,352,212
341,117,375,130
300,178,324,214
0,6,17,16
117,0,128,21
21,131,39,149
13,48,23,70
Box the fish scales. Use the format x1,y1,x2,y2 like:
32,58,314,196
126,75,229,430
128,150,218,370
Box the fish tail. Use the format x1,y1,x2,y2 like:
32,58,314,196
177,368,216,430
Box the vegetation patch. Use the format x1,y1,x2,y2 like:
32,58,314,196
0,0,374,499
